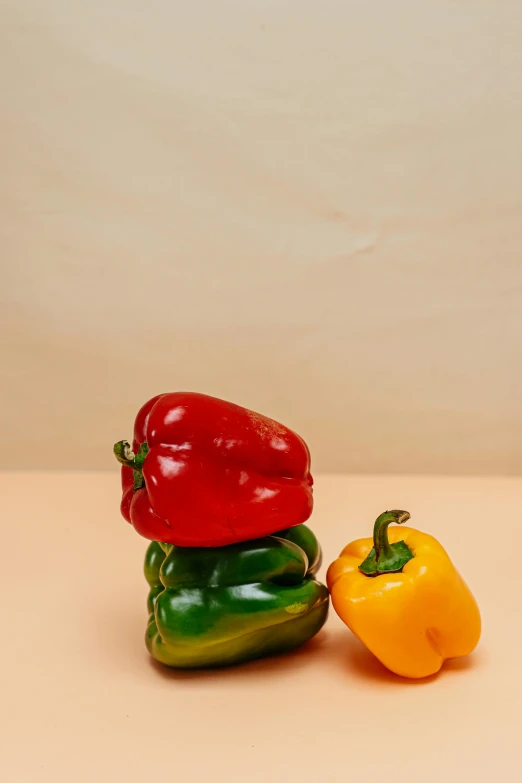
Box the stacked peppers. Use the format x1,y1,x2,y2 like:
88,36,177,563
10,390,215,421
114,392,329,668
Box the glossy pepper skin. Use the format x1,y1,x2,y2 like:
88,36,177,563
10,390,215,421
327,511,481,679
115,392,313,547
144,523,329,668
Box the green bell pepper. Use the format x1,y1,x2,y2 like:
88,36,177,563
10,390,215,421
144,524,329,668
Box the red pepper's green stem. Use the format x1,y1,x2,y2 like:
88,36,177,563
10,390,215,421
114,440,137,469
114,440,149,490
359,510,414,577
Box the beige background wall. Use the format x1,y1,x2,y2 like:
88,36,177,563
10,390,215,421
2,1,522,473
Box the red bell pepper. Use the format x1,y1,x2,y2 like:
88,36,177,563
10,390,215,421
114,392,313,547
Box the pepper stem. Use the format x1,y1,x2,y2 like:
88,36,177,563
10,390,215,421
359,510,414,577
114,440,137,469
113,440,149,490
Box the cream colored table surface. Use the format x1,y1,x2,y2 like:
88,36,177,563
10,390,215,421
2,472,519,782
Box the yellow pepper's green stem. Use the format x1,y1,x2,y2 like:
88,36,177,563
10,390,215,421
374,510,410,560
359,510,414,577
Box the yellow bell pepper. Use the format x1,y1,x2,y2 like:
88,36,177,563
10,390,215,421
327,510,481,679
